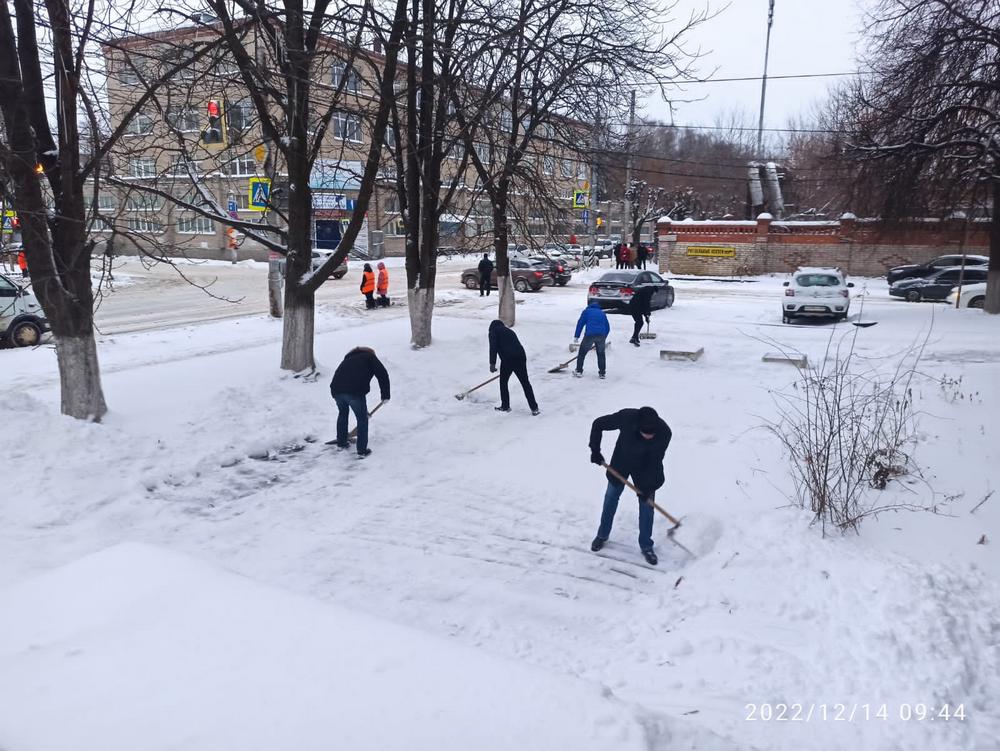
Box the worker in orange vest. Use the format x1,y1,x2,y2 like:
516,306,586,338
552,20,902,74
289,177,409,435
17,250,28,278
360,263,376,309
376,261,389,307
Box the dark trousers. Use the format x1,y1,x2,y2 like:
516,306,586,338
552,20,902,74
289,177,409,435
334,393,368,452
597,479,655,552
631,313,645,341
364,292,376,309
575,334,607,374
377,293,389,307
499,359,537,410
479,275,491,296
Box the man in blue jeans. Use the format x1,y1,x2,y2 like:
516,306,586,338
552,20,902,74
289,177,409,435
573,301,610,378
589,406,672,565
330,347,391,457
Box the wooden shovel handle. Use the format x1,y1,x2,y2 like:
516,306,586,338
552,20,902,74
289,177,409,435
602,463,681,526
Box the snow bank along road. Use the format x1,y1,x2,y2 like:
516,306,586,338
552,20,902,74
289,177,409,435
2,265,998,751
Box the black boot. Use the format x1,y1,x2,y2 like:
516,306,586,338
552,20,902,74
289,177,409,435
642,549,658,565
591,536,606,552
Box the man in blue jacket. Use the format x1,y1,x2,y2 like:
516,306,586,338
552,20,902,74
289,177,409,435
573,301,610,378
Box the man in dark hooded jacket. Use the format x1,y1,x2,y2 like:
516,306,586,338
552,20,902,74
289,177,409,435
478,253,495,296
488,319,539,415
628,285,655,346
330,347,390,457
588,406,672,564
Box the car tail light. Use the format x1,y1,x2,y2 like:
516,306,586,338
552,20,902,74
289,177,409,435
785,288,794,297
589,286,598,295
841,289,849,298
533,271,543,278
557,265,564,272
621,287,634,296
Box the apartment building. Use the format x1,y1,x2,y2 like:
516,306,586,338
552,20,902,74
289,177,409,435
98,20,589,261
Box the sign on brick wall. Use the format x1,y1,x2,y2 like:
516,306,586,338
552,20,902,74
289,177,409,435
687,245,736,258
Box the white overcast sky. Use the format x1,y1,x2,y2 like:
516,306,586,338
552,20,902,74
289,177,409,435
644,0,869,128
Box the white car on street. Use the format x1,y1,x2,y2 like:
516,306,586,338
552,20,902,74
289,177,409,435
1,272,48,347
781,267,854,323
946,282,987,309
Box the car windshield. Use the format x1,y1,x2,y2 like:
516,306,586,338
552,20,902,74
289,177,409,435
796,274,840,287
599,272,637,283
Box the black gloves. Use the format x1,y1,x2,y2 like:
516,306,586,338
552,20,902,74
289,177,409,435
590,451,604,466
490,365,498,373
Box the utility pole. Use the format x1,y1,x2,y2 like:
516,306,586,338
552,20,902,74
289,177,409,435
623,89,636,247
589,119,598,263
756,0,776,158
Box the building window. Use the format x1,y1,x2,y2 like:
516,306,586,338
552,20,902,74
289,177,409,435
125,193,164,211
227,100,254,134
560,158,574,178
168,156,201,176
474,142,490,164
332,62,361,93
333,112,362,143
384,124,397,151
500,109,513,132
543,155,555,175
390,218,406,236
97,193,117,210
125,111,154,136
177,214,215,234
166,106,200,133
223,157,257,176
126,217,163,233
127,157,157,178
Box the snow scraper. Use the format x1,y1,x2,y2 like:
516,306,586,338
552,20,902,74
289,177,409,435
455,374,501,400
601,464,694,557
325,400,386,444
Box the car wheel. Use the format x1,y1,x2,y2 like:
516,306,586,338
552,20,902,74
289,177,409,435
465,277,478,290
664,287,675,308
969,296,985,309
905,290,922,302
557,280,568,287
10,320,42,347
514,278,529,292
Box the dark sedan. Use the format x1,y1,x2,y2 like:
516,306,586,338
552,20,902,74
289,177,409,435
461,258,554,292
889,266,989,302
528,256,572,286
587,270,674,311
886,254,988,285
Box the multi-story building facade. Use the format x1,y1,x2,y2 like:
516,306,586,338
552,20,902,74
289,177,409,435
98,21,590,260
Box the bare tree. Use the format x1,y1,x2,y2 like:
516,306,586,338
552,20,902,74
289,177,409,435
842,0,1000,313
624,180,664,250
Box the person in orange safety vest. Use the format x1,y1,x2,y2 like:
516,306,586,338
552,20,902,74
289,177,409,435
360,263,376,309
376,261,389,307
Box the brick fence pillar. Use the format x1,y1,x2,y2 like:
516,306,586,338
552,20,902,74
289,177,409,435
840,212,856,275
755,213,772,273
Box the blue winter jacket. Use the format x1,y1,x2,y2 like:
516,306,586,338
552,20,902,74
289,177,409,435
575,302,611,338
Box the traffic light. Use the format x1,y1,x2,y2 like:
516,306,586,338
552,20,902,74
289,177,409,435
203,100,225,145
596,216,604,228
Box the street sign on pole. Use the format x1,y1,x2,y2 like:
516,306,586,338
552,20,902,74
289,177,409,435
248,178,271,211
572,190,590,210
582,209,590,224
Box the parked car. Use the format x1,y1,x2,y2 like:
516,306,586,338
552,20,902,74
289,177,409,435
0,272,48,347
587,270,674,311
461,258,554,292
886,254,988,285
310,251,349,279
781,267,853,323
890,266,989,302
946,282,988,309
528,256,572,286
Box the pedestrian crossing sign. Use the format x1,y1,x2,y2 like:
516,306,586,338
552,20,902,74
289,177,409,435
248,178,271,211
572,190,589,209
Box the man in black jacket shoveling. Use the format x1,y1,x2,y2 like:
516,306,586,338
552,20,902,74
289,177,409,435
330,347,390,457
628,285,655,346
489,319,539,415
589,406,671,564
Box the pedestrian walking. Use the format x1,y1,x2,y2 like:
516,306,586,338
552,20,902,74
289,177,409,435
17,250,28,278
573,301,610,379
589,406,672,565
329,347,391,458
615,243,627,270
627,245,637,269
628,284,655,346
360,263,376,309
636,244,648,270
488,319,539,415
478,253,494,296
376,261,390,307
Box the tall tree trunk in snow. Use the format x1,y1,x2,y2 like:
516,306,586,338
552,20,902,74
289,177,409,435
493,201,515,326
280,168,316,371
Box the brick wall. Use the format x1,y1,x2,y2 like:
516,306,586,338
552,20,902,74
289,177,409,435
658,216,990,277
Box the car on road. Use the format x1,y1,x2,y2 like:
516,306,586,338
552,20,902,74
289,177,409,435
1,272,48,347
310,251,349,279
528,256,572,286
889,266,988,302
886,254,988,285
781,267,853,323
587,270,674,311
461,258,554,292
946,282,988,309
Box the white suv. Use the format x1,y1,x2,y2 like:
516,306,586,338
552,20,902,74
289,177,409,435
1,272,48,346
782,267,854,323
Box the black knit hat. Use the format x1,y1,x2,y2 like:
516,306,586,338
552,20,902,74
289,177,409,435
637,406,659,434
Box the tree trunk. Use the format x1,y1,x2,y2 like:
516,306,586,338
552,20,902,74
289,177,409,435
493,201,515,326
280,291,315,371
55,335,108,421
407,285,435,347
280,153,315,370
497,275,515,326
985,178,1000,315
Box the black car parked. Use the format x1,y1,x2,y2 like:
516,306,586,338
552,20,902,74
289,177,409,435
587,270,674,311
889,266,989,302
886,254,988,285
528,256,572,286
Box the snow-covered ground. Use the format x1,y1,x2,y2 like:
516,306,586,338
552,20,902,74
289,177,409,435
2,269,998,750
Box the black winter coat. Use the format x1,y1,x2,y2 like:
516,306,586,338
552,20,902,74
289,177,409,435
628,285,655,317
478,258,495,277
330,347,391,400
589,408,671,493
489,320,526,367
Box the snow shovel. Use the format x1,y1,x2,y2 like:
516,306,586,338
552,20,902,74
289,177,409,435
601,463,694,557
548,355,578,373
325,400,386,444
638,319,657,340
851,287,877,328
455,374,500,400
